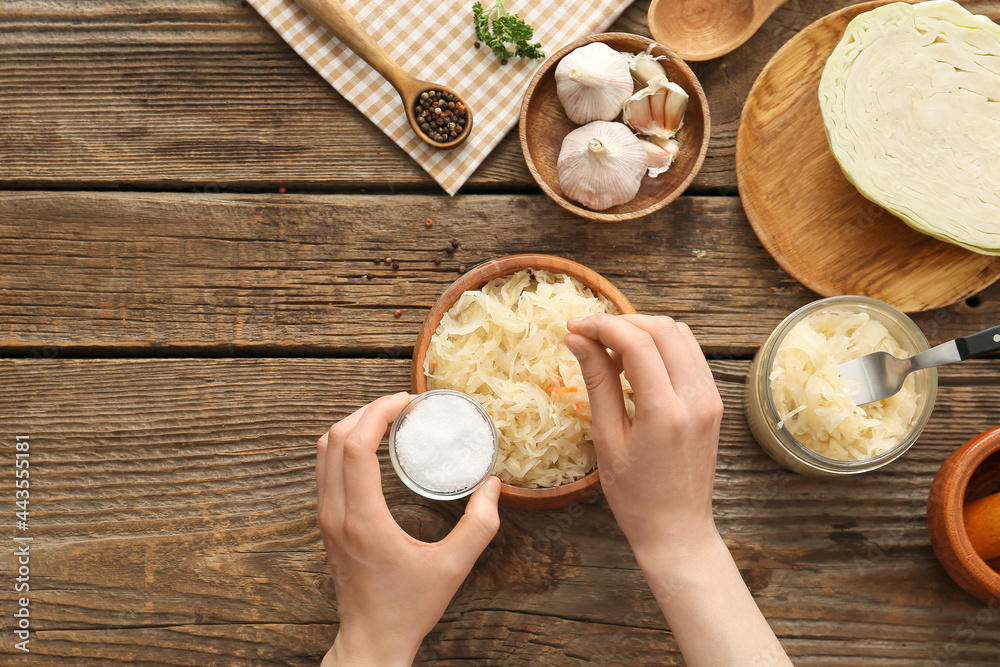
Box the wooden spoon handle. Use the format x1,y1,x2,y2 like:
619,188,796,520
295,0,413,94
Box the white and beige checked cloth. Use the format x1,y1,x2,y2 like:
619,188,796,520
249,0,635,195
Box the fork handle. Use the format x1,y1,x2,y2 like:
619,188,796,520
957,324,1000,360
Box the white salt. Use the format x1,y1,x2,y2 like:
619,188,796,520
394,393,495,494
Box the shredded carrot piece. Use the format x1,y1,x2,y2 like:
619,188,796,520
489,411,494,417
545,386,579,395
573,403,580,411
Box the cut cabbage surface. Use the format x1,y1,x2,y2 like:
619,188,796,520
769,310,920,461
819,0,1000,255
425,269,635,488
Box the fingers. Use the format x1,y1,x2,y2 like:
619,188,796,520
316,432,327,508
342,392,409,515
441,477,501,570
317,401,371,516
676,322,714,382
676,322,724,415
564,332,629,448
567,314,673,420
607,349,624,377
618,314,703,392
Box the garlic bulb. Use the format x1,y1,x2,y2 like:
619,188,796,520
555,43,633,124
623,47,668,85
558,121,647,211
623,75,689,141
640,139,678,177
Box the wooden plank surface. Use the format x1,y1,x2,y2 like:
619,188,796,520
2,0,995,194
2,358,1000,665
16,0,1000,193
0,191,995,356
5,0,1000,664
0,0,649,192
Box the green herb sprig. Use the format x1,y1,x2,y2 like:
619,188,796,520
473,0,545,62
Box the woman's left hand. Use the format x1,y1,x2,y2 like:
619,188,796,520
317,392,502,667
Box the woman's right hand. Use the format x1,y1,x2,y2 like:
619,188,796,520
564,314,724,558
565,314,790,667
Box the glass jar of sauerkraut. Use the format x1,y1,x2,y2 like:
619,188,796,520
745,296,937,477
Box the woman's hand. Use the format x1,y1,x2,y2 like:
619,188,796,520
316,392,502,667
565,314,723,558
566,315,790,666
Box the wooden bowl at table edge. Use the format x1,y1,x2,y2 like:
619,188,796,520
519,32,711,222
411,254,636,509
927,426,1000,603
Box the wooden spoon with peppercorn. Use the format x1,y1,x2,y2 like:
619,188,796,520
296,0,473,149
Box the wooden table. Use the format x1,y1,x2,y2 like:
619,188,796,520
3,0,1000,664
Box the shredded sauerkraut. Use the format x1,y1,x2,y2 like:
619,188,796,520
769,310,919,461
425,269,635,488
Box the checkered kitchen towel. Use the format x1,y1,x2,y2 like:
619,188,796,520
250,0,636,195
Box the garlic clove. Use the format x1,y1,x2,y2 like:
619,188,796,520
626,97,654,134
555,43,634,125
623,46,668,85
641,139,678,177
650,135,679,151
622,75,690,140
650,85,668,129
623,95,654,135
662,81,689,135
557,121,648,211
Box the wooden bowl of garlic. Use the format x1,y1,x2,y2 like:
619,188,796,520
519,33,710,222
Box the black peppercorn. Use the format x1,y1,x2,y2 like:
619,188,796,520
414,89,469,145
391,260,399,270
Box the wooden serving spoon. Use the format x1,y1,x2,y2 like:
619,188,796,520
648,0,787,61
296,0,473,149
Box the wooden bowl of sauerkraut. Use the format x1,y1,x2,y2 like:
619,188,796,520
413,254,635,509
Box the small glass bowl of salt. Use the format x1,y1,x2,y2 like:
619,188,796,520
389,389,499,501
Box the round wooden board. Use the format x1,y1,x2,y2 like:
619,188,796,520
735,0,1000,313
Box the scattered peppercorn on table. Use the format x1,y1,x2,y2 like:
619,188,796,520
3,1,1000,664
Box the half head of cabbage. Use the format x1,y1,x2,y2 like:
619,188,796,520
819,0,1000,255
